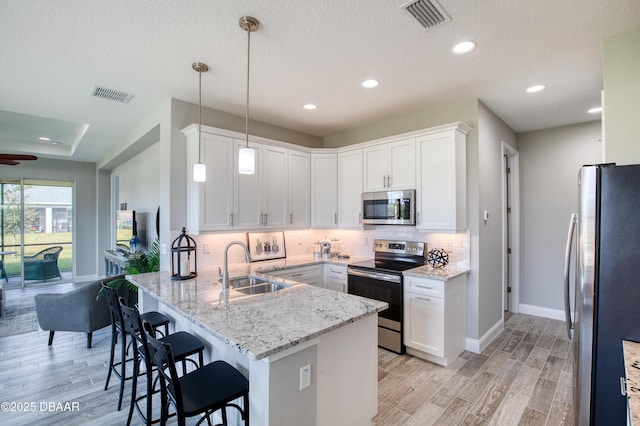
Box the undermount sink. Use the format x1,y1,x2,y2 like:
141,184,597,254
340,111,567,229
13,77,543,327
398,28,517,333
230,276,290,295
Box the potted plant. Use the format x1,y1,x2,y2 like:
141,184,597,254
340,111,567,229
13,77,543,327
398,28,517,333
98,238,160,301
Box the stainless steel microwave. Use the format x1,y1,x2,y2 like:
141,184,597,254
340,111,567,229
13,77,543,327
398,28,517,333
361,190,416,225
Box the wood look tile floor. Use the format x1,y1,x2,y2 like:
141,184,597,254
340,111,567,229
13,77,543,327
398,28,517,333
0,304,574,425
374,313,575,425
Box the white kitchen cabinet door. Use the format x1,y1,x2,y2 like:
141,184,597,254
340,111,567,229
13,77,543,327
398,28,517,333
363,139,415,191
338,149,363,228
363,144,388,191
311,153,338,227
234,141,262,229
388,138,416,190
186,132,234,232
261,145,288,228
404,275,466,366
288,150,311,227
405,293,445,357
416,128,467,231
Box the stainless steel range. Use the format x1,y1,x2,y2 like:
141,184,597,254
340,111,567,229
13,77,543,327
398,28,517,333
347,239,426,353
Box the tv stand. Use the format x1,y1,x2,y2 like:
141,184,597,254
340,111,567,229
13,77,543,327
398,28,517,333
105,249,130,277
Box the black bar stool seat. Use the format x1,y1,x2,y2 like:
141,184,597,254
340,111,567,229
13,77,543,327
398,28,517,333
120,299,205,425
144,320,249,426
101,278,170,411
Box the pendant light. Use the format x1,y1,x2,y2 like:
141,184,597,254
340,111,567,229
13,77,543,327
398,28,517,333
192,62,209,182
238,16,259,175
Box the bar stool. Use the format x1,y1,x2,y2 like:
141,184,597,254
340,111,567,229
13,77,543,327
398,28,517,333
120,298,205,426
101,278,171,411
143,320,249,426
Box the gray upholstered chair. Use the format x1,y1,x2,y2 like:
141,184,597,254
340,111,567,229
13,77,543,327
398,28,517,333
24,246,63,281
34,279,112,348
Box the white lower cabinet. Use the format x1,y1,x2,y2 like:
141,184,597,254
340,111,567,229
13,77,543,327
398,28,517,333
267,265,323,287
404,275,466,366
324,264,347,293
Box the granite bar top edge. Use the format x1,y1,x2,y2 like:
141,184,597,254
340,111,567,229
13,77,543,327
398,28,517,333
128,270,387,361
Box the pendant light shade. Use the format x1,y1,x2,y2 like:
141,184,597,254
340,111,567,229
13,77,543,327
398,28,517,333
193,162,206,182
239,16,259,175
238,147,255,175
192,62,209,182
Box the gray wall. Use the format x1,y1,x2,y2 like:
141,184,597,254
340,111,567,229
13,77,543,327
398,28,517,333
477,102,517,335
518,121,602,311
0,158,98,279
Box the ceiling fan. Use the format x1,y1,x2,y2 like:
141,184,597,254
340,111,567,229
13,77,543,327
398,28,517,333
0,154,38,166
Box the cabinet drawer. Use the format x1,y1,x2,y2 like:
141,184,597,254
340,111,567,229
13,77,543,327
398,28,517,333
326,265,347,283
405,277,444,298
267,265,322,285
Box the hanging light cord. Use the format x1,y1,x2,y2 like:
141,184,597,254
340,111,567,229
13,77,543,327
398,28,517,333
198,68,203,163
245,25,251,148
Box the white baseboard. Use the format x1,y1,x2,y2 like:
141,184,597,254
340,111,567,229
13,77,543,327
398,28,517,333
465,318,504,354
518,304,566,321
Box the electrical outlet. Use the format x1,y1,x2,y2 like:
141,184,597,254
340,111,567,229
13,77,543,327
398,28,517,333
299,364,311,390
161,243,168,255
203,243,210,254
446,242,453,253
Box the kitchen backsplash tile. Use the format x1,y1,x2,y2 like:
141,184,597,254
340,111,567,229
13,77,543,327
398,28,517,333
186,228,470,271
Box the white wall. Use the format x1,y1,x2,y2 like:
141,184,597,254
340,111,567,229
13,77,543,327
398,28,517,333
518,121,602,313
112,142,161,248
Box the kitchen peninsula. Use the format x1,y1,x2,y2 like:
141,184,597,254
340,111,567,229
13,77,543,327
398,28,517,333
128,268,387,426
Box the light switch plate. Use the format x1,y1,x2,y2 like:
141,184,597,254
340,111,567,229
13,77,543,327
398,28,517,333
300,364,311,390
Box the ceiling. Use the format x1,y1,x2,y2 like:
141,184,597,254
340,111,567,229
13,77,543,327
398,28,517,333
2,0,640,163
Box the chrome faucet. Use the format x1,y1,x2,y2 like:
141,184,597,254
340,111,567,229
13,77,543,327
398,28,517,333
222,241,252,293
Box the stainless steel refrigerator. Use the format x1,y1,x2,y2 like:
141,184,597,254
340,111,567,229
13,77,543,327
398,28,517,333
564,164,640,425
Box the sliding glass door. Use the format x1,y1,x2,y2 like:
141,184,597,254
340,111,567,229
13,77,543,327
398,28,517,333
0,178,73,287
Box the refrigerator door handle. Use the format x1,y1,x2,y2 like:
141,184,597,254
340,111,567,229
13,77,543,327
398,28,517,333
564,212,578,340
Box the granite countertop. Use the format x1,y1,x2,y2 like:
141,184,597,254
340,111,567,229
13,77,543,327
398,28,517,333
402,264,470,281
128,268,387,361
623,340,640,424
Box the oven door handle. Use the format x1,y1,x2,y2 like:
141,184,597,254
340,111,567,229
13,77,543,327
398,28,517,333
347,268,401,283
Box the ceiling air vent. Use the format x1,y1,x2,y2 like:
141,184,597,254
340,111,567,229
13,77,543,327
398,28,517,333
402,0,451,31
90,86,134,104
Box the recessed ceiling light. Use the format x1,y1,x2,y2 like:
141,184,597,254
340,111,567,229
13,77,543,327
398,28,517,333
587,107,603,114
38,137,50,141
362,79,380,88
303,104,318,110
452,41,476,54
526,85,546,94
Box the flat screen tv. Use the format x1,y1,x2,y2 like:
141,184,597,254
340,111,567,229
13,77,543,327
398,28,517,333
115,210,135,253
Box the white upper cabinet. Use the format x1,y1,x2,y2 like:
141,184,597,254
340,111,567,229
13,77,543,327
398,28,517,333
234,141,262,229
416,124,470,231
338,149,363,228
288,150,311,227
363,138,416,191
311,153,338,228
186,132,235,232
261,145,289,228
184,125,311,233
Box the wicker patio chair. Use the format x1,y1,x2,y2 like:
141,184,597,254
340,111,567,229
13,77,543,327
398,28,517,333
24,246,63,281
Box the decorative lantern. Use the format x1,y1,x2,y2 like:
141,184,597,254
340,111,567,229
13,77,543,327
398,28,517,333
171,227,197,280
